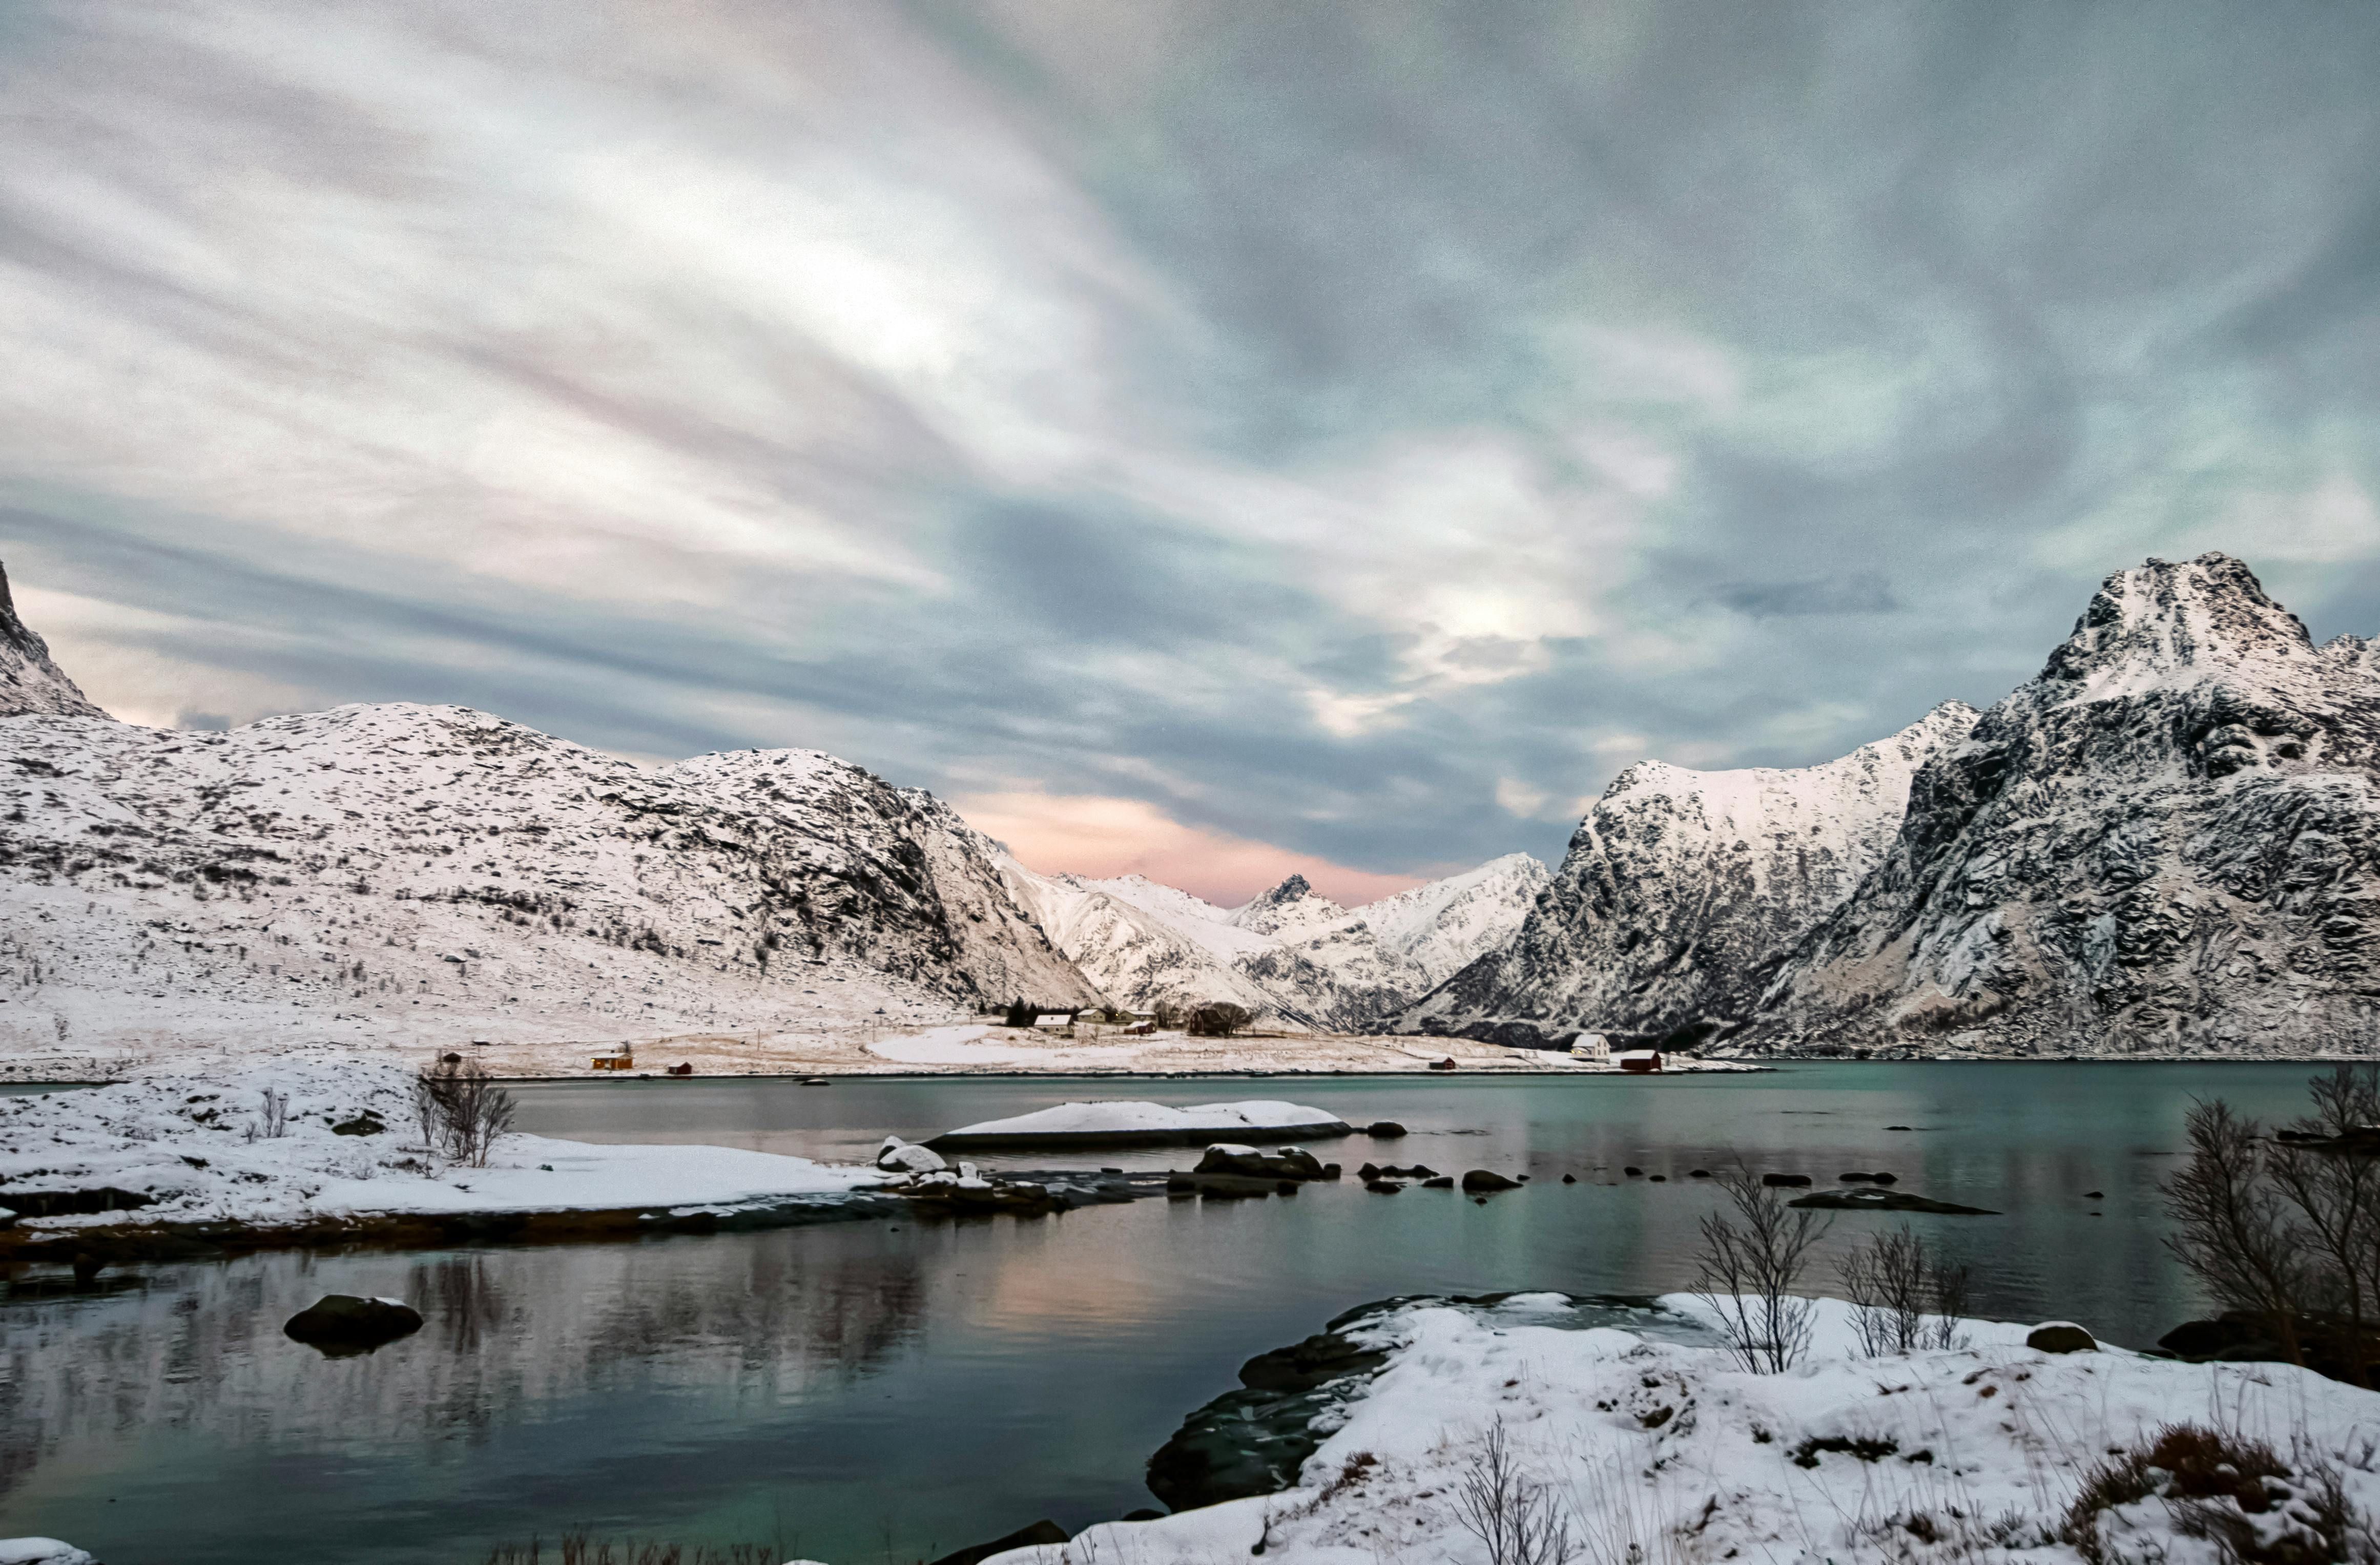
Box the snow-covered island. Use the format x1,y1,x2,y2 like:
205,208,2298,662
985,1293,2380,1565
928,1098,1354,1150
0,1060,910,1261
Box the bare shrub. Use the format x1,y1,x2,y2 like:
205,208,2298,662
414,1057,518,1168
244,1087,290,1143
1838,1223,1971,1355
1692,1166,1830,1372
2268,1065,2380,1387
2164,1097,2320,1372
1452,1421,1579,1565
2063,1423,2379,1565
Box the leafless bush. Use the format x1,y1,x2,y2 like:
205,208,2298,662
1692,1166,1830,1372
2166,1098,2315,1366
1453,1421,1580,1565
1839,1223,1971,1355
245,1087,290,1143
2160,1067,2380,1383
2267,1066,2380,1387
414,1057,517,1168
1187,1001,1257,1038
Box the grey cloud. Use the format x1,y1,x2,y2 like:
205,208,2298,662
4,0,2380,886
1717,575,1900,621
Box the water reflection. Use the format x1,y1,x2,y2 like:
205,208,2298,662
0,1062,2336,1564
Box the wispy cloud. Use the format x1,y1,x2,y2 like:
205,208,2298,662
4,0,2379,887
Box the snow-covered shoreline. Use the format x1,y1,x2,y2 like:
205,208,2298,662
988,1292,2380,1565
0,1023,1772,1086
0,1059,899,1259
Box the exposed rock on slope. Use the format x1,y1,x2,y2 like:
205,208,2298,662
1396,706,1978,1048
1001,858,1548,1032
0,564,107,719
1,700,1096,1054
1751,553,2380,1056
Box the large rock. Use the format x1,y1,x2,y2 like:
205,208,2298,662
2026,1322,2097,1354
876,1137,948,1175
1194,1144,1327,1181
283,1294,424,1356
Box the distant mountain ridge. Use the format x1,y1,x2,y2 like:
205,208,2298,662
994,854,1549,1032
0,564,1540,1050
1396,552,2380,1060
1396,704,1976,1048
10,550,2374,1059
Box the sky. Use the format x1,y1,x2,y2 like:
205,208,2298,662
3,1,2378,906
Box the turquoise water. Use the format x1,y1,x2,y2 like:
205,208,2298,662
0,1062,2331,1563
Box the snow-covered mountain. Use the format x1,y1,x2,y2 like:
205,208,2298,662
0,564,105,720
0,691,1098,1055
1749,553,2380,1057
997,857,1548,1032
1395,706,1977,1047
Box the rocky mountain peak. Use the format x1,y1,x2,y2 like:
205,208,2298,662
0,560,110,720
2039,552,2315,694
1249,873,1313,907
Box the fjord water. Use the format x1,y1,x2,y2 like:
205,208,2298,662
0,1063,2326,1563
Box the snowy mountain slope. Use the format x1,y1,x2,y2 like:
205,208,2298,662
1358,852,1551,984
1000,860,1546,1032
0,699,1095,1056
1749,552,2380,1056
0,564,106,720
1395,703,1978,1047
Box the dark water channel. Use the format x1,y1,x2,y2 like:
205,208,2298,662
0,1062,2330,1563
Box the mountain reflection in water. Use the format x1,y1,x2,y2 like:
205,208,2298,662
0,1063,2336,1564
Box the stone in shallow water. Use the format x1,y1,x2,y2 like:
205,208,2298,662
283,1294,424,1357
1460,1170,1521,1193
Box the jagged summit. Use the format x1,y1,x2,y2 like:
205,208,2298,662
2039,553,2319,697
1229,873,1349,938
0,561,109,720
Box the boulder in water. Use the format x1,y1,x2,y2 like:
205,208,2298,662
284,1295,424,1357
876,1137,949,1175
1195,1144,1326,1181
1365,1121,1408,1137
1460,1170,1521,1193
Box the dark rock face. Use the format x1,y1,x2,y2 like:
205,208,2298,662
0,562,109,720
284,1293,424,1356
1753,554,2380,1057
1395,705,1977,1047
1144,1323,1391,1512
